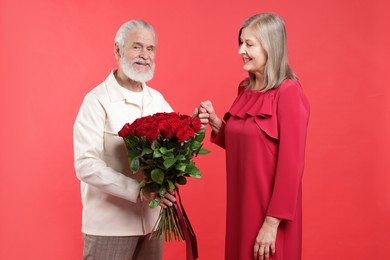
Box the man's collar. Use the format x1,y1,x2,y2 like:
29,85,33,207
105,70,152,102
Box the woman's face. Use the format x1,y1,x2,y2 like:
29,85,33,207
238,26,267,75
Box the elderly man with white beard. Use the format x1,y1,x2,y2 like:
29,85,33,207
73,20,178,260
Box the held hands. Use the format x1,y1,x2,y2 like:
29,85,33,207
191,106,209,129
254,216,281,260
192,100,222,133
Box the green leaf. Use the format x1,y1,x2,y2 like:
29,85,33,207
149,197,161,208
151,141,159,150
194,129,206,142
139,179,146,188
163,154,175,161
159,147,168,154
130,157,140,173
190,141,202,151
175,162,186,172
125,135,139,149
185,163,202,178
141,148,153,156
153,150,162,158
163,158,177,169
167,180,176,190
151,168,165,184
127,150,140,158
176,176,187,185
159,185,167,196
197,148,211,155
176,154,186,161
189,167,202,178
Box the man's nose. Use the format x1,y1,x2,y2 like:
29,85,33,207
138,48,149,59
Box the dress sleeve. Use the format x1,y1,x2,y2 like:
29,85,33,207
210,122,226,149
266,82,310,220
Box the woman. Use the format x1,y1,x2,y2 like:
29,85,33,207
200,13,310,260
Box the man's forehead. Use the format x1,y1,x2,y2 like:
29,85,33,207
126,29,156,46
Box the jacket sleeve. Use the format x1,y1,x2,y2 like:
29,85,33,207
162,98,174,113
73,93,140,203
266,83,310,220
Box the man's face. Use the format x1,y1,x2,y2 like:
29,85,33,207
119,28,156,82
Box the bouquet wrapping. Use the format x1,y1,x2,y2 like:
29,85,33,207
118,112,209,260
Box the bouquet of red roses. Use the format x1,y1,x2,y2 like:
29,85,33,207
118,112,209,250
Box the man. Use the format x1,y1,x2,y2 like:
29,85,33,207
73,20,176,260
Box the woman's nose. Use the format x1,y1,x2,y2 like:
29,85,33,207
238,45,246,55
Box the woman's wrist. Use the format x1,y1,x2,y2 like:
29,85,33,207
265,216,281,227
210,118,222,133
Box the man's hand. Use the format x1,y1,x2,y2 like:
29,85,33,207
159,189,176,208
141,188,176,208
191,107,209,129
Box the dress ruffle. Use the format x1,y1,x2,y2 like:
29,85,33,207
224,88,279,140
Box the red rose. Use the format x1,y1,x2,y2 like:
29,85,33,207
156,112,175,121
146,128,159,141
176,126,195,142
171,121,183,136
191,117,202,132
160,121,174,139
145,120,160,141
179,115,191,126
137,123,150,137
118,123,131,138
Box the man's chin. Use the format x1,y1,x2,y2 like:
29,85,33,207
132,65,151,73
128,73,154,82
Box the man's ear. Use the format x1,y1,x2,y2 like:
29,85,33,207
114,43,121,59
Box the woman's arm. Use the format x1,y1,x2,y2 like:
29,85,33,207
200,100,223,134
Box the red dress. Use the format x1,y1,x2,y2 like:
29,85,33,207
211,79,310,260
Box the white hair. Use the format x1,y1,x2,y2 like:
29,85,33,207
115,20,157,82
115,20,157,50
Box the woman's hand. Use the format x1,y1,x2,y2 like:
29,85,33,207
199,100,222,133
254,216,281,260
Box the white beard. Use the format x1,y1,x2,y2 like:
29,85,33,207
119,57,155,82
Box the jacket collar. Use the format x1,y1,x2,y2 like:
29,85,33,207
105,70,153,103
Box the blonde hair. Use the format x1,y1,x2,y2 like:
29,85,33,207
239,13,297,91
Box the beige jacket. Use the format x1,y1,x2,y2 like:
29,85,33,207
73,71,173,236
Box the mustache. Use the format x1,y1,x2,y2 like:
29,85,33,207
131,58,152,66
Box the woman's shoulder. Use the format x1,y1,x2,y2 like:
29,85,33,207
274,79,306,97
275,79,310,109
277,79,301,90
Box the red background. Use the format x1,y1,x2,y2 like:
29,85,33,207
1,0,389,259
